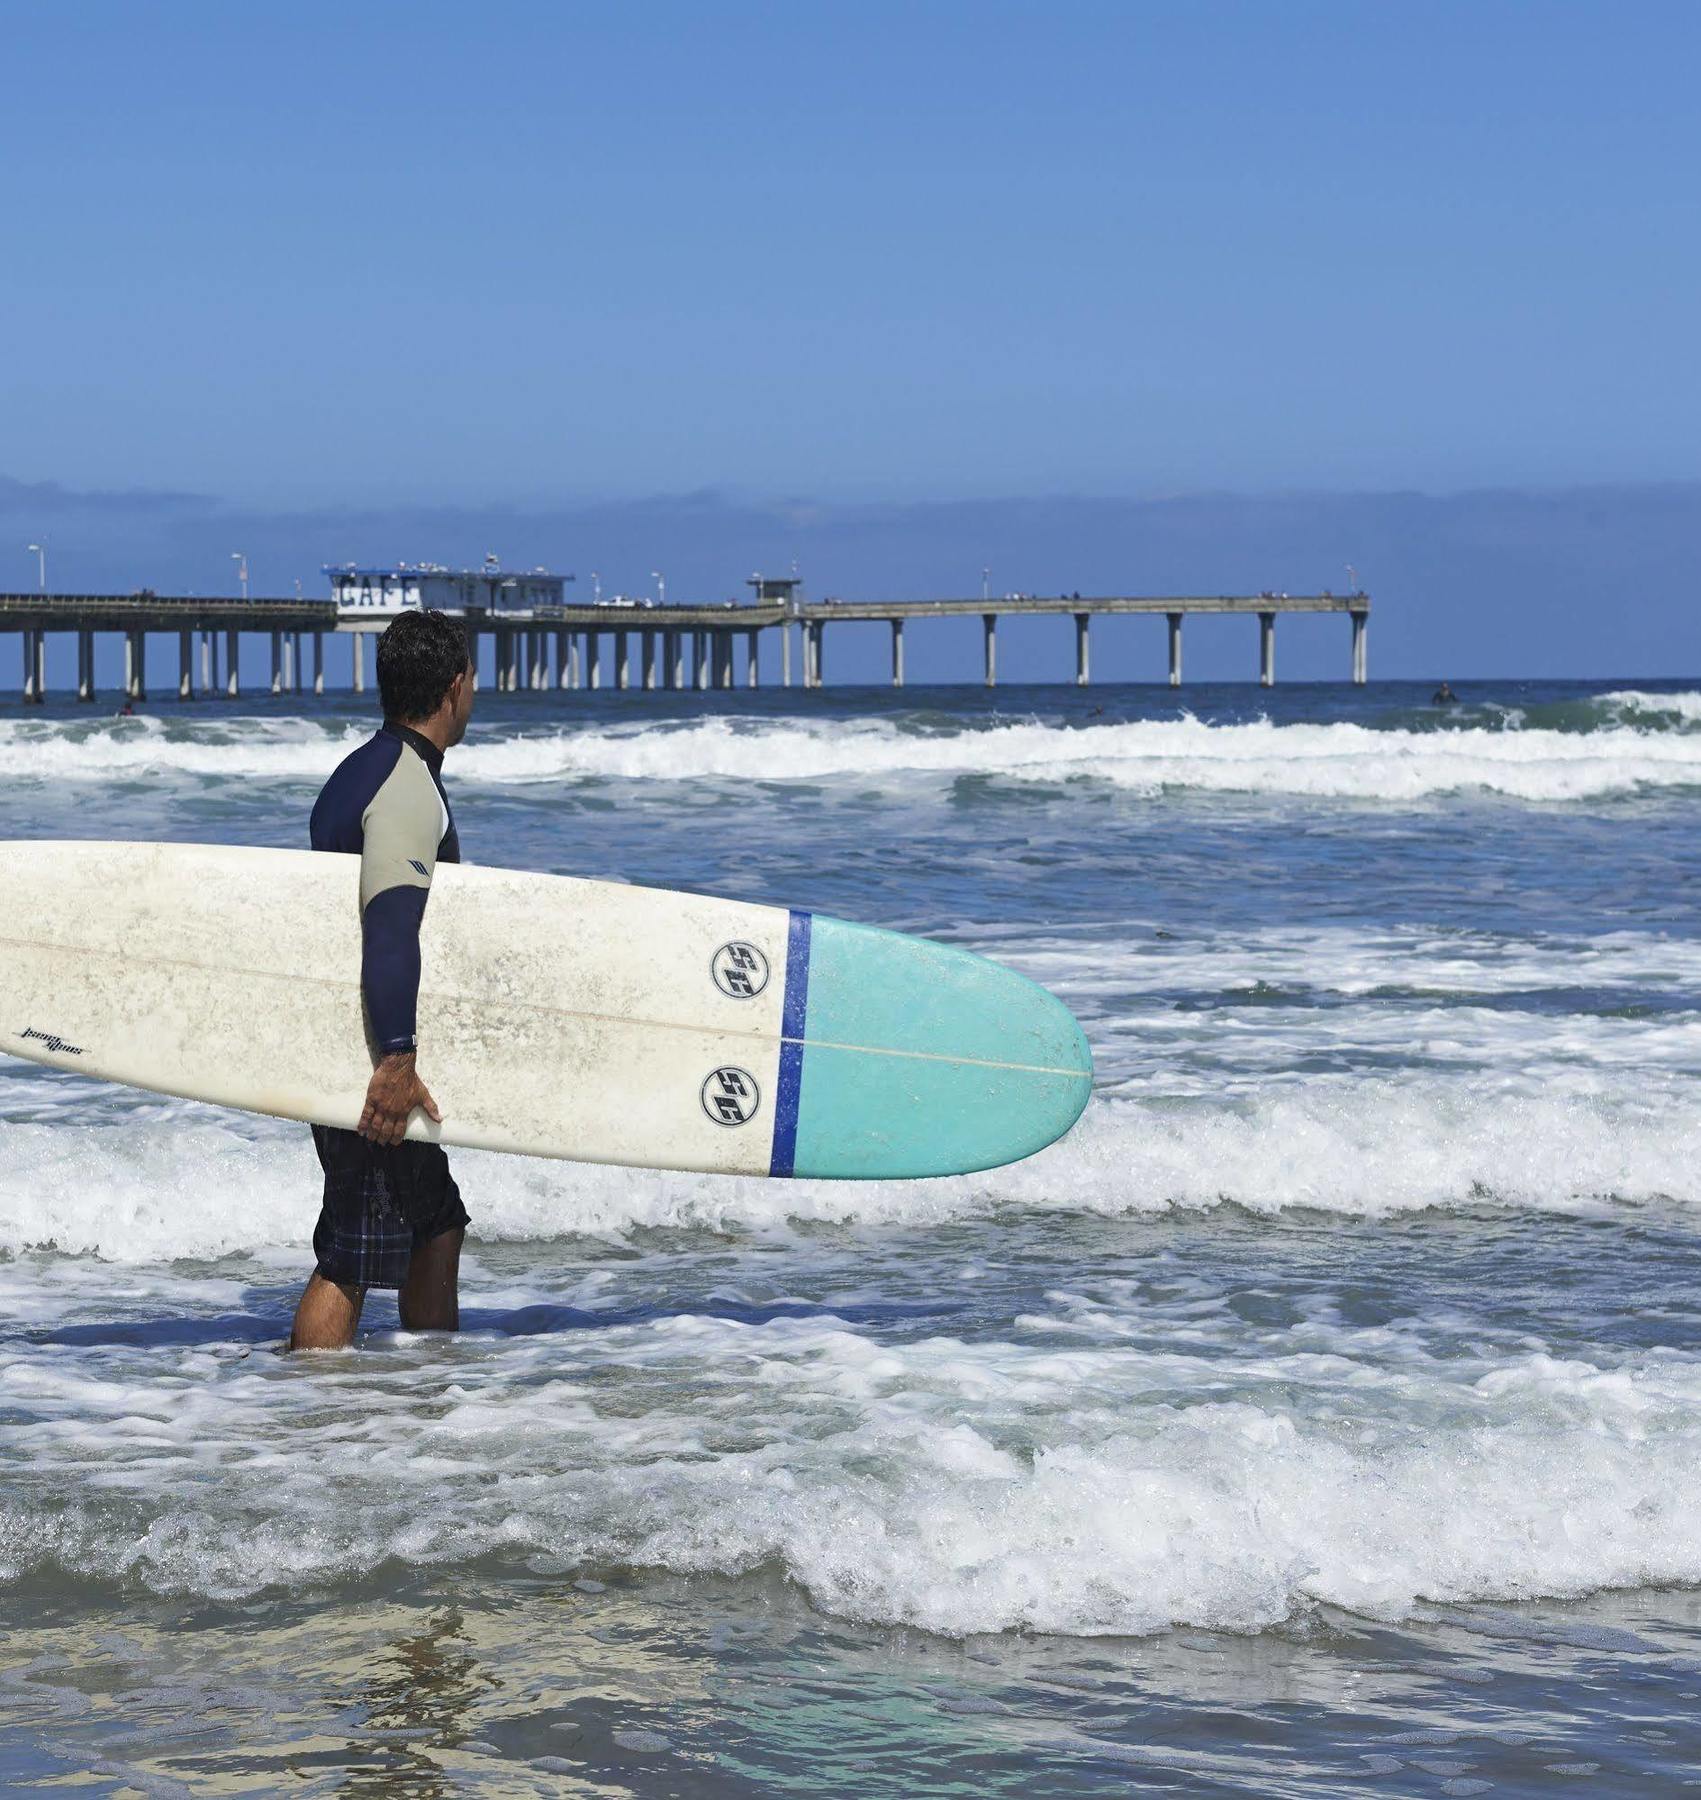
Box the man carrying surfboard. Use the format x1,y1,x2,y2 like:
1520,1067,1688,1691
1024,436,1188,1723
289,609,474,1351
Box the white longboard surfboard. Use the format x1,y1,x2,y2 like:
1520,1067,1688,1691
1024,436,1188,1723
0,842,1092,1179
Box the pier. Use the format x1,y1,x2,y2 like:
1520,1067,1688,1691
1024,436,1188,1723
789,593,1368,690
1,589,1367,702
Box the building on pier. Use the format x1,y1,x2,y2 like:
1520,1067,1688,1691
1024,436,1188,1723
747,575,804,611
328,563,567,620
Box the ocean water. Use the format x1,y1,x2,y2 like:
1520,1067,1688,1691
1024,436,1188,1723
3,675,1701,1797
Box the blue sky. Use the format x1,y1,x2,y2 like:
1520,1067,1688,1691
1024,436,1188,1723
2,1,1697,678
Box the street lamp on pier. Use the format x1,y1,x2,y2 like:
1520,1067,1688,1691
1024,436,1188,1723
652,570,666,607
26,543,45,593
231,552,249,600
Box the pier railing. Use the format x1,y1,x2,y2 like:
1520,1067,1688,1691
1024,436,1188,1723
1,590,1369,702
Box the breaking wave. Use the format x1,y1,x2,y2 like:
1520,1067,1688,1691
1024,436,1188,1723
3,1196,1701,1629
1597,689,1701,728
1,707,1699,802
0,1071,1693,1267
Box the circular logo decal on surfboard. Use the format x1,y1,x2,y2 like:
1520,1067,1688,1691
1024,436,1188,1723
711,941,770,999
701,1066,760,1126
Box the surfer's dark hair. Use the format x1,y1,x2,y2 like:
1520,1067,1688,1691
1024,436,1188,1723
377,609,471,722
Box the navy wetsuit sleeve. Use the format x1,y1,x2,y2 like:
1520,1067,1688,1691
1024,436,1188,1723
358,749,445,1055
362,887,429,1053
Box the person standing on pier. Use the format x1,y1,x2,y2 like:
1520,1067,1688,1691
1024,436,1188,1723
289,609,475,1351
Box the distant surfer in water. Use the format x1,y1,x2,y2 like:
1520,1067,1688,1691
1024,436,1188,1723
1432,680,1459,705
289,609,474,1351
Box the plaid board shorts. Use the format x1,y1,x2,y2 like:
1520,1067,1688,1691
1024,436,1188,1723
310,1124,471,1290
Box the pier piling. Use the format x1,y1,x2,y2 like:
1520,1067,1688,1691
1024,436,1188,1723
983,613,997,687
1259,612,1275,687
1351,610,1368,684
1074,613,1090,686
1167,612,1182,686
179,630,193,700
891,618,905,687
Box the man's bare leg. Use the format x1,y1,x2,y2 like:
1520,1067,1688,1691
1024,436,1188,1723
399,1226,463,1333
289,1271,366,1351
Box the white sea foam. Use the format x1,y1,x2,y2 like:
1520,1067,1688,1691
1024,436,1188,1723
0,708,1693,1637
4,1287,1701,1631
512,713,1701,801
1045,716,1701,800
0,716,369,783
0,1063,1693,1269
1,710,1699,800
1599,689,1701,727
1004,920,1701,1001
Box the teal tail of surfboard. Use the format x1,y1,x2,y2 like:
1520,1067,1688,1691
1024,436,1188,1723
772,913,1094,1180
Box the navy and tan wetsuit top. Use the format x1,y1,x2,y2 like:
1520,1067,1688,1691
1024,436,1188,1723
310,721,459,1055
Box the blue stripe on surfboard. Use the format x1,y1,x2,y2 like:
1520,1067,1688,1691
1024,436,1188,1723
768,909,813,1177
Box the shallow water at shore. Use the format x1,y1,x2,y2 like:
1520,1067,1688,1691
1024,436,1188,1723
8,1560,1701,1795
